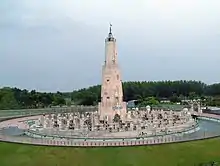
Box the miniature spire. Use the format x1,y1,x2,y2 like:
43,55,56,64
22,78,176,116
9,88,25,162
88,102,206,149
109,23,112,34
108,23,114,39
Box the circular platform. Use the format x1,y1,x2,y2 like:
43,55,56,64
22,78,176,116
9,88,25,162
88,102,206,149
1,110,220,147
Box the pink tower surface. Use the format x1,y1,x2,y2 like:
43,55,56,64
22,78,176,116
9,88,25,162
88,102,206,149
98,25,127,122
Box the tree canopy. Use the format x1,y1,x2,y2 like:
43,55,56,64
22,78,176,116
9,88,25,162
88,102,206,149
71,80,220,106
1,80,220,110
0,87,66,110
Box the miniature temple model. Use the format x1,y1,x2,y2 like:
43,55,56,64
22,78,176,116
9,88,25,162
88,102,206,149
23,25,198,140
30,26,197,139
98,24,127,122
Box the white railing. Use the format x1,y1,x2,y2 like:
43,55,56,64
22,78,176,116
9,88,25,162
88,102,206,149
24,122,199,141
0,132,219,147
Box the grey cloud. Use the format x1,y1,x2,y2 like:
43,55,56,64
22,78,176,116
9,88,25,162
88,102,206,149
0,0,220,92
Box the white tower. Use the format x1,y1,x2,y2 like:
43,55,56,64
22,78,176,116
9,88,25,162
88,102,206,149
98,24,127,122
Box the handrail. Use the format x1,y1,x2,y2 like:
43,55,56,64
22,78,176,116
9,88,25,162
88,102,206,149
25,122,199,141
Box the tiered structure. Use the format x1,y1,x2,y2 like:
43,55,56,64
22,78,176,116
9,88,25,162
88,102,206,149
35,108,196,138
27,25,197,139
98,24,127,122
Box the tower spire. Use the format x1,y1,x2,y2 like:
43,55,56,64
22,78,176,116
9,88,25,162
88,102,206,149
109,23,112,34
107,23,114,40
99,25,127,122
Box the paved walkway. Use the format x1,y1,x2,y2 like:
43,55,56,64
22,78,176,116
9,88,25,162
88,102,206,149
193,112,220,119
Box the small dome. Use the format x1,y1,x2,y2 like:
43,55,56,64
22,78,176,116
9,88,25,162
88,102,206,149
183,108,188,112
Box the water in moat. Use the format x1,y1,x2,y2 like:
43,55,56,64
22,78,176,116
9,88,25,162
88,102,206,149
181,119,220,139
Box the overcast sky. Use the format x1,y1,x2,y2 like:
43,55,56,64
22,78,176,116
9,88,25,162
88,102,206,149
0,0,220,92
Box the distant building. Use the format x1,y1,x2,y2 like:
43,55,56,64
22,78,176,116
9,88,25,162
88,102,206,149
127,100,137,108
160,98,171,103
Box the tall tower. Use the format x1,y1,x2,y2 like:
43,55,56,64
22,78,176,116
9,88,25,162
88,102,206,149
98,24,127,122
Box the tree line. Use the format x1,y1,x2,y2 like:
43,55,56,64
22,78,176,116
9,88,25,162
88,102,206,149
1,80,220,110
0,87,66,110
71,80,220,106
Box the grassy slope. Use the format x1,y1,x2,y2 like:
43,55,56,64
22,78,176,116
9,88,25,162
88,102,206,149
0,138,220,166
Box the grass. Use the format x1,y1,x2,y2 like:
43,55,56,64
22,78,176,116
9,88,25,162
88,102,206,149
0,138,220,166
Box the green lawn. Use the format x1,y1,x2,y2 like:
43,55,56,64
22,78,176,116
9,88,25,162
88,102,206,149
0,138,220,166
